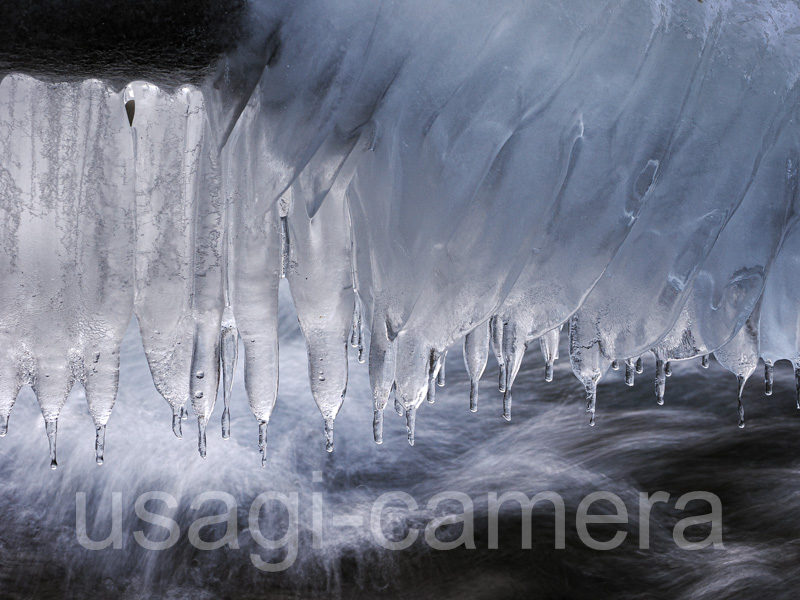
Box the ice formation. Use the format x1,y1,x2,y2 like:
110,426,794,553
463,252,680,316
1,0,800,466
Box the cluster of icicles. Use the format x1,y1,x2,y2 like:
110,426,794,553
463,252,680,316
2,0,800,469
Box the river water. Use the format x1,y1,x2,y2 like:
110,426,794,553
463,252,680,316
1,283,798,599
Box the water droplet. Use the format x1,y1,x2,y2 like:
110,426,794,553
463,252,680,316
195,370,205,379
394,397,404,416
545,362,554,382
701,354,709,369
194,390,203,399
92,351,101,363
665,361,672,377
611,360,619,371
0,413,8,437
635,357,644,373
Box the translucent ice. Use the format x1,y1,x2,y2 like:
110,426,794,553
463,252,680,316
2,0,800,464
129,82,223,454
0,75,134,466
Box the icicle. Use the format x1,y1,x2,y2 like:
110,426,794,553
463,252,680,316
373,409,384,444
500,320,527,422
765,361,773,396
392,338,432,446
258,419,268,467
369,319,397,437
284,181,351,459
426,383,436,404
625,358,636,386
405,406,417,446
498,363,506,393
351,297,365,363
221,320,238,440
568,315,607,428
490,316,506,392
665,361,672,377
45,419,58,470
426,350,442,404
464,321,490,412
181,405,189,421
469,382,479,412
437,352,446,387
324,418,335,452
635,357,643,373
655,358,666,405
172,405,183,439
226,93,281,461
539,326,560,382
83,343,123,468
714,309,761,426
737,375,746,428
611,360,619,371
0,413,7,437
132,83,215,438
356,306,365,363
701,354,709,368
197,416,208,458
585,382,597,427
95,425,106,465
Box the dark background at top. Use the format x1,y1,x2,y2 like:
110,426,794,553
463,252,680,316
0,0,245,88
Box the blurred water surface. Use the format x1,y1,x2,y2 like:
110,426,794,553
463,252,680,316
1,284,800,599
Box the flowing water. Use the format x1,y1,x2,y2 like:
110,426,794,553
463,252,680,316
1,283,799,599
